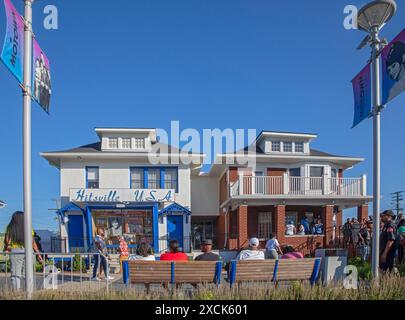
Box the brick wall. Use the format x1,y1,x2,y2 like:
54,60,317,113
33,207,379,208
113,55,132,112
238,205,248,248
357,204,369,222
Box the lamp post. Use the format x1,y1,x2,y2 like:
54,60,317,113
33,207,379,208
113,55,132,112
356,0,397,279
22,0,35,299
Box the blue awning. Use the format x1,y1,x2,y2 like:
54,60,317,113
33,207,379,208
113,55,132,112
57,202,84,224
159,202,191,216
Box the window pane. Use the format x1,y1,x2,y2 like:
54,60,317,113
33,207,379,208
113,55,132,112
289,168,301,177
109,138,118,149
283,142,292,152
148,169,160,189
310,167,324,177
131,168,144,188
272,141,281,152
295,142,304,152
122,138,131,149
134,138,145,149
87,167,99,189
258,212,272,240
164,168,177,190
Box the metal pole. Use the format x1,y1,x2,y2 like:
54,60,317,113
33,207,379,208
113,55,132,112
370,26,381,279
23,0,34,299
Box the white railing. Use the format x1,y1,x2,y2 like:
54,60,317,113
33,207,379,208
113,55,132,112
231,175,367,197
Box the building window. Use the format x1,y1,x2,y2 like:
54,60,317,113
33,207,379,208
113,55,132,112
122,138,131,149
108,137,118,149
258,212,272,240
285,212,298,228
164,168,178,191
130,168,144,189
86,167,99,189
283,142,293,152
271,141,281,152
148,168,160,189
295,142,304,153
134,138,145,149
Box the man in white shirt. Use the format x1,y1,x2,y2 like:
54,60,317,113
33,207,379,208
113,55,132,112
285,221,296,236
265,234,283,259
236,238,265,261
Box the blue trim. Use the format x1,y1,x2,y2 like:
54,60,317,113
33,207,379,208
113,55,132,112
85,206,93,248
143,168,148,188
160,168,165,189
122,260,129,285
215,261,222,285
170,262,175,284
153,203,159,253
229,260,237,287
310,258,321,286
159,203,191,216
85,166,99,189
272,260,279,283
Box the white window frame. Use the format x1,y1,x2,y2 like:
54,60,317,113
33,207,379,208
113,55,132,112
283,141,293,153
271,141,281,152
108,137,118,149
122,137,132,149
134,137,145,150
295,142,304,153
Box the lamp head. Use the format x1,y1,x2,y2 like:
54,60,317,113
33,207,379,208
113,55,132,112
357,0,397,32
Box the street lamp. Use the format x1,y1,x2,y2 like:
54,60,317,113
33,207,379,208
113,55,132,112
356,0,397,279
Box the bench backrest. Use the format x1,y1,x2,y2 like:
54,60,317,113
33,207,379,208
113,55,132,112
229,258,321,286
123,260,223,285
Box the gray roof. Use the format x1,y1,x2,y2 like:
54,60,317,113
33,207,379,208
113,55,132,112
43,142,200,155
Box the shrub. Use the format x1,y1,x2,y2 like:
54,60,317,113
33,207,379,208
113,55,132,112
348,257,372,280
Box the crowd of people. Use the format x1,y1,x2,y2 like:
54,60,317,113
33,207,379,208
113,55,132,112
285,216,324,236
3,209,405,290
342,210,405,271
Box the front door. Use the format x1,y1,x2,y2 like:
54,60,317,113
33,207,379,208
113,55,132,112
67,215,84,249
167,215,184,249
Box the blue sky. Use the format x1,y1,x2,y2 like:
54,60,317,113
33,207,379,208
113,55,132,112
0,0,405,232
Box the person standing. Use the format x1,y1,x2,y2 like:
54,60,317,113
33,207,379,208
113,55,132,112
195,240,220,261
285,221,296,236
358,222,371,262
379,210,398,272
342,219,352,246
92,228,114,281
3,211,43,290
312,219,324,235
300,216,311,235
265,234,283,259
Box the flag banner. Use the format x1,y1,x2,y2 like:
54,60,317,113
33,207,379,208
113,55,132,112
32,38,51,114
0,0,24,84
382,28,405,105
352,63,372,128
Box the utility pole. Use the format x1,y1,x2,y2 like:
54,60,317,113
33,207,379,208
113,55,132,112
391,191,404,217
22,0,34,299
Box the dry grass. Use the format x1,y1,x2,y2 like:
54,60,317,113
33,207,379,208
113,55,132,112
1,274,404,300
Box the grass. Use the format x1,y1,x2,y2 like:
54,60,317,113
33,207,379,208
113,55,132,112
0,274,404,300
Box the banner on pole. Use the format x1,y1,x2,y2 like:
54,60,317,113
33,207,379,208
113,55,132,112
32,38,51,114
382,28,405,105
352,63,372,128
0,0,24,84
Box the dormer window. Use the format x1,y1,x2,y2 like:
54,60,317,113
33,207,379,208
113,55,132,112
283,142,293,152
295,142,304,153
272,141,281,152
134,138,145,149
122,138,132,149
108,137,118,149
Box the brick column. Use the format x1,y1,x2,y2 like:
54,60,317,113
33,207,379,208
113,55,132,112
238,205,248,249
274,205,286,245
322,205,334,247
357,204,369,222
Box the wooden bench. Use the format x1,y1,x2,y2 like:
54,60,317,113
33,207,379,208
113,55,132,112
228,258,321,287
122,260,223,289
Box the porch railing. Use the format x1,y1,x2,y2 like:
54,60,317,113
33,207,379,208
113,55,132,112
230,175,367,197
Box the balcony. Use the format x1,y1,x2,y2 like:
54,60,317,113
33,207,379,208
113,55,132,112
230,175,367,198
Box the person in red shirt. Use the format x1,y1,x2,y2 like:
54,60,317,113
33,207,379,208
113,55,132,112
160,239,189,261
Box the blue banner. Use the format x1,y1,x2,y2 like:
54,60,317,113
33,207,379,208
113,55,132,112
382,28,405,105
352,64,372,128
0,0,24,84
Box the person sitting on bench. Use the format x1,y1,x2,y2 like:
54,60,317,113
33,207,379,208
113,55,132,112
160,239,189,261
195,239,221,261
236,238,265,261
281,245,304,259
